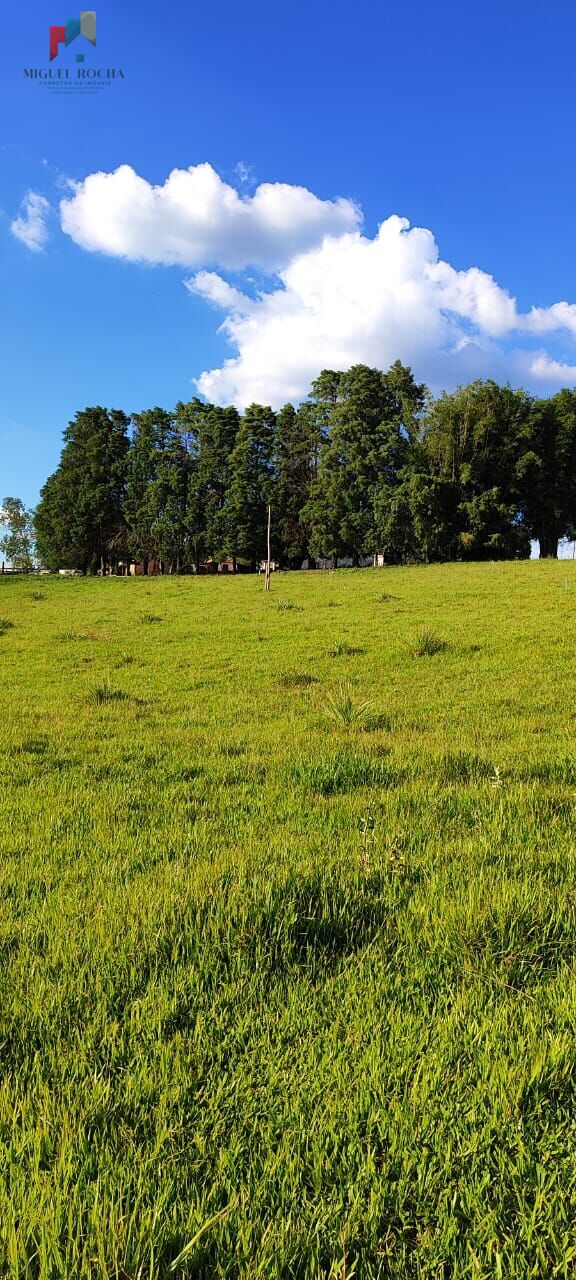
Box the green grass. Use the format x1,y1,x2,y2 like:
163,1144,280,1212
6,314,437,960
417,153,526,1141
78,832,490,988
2,560,576,1277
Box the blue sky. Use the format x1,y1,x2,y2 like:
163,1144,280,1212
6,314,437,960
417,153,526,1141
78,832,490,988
3,0,576,506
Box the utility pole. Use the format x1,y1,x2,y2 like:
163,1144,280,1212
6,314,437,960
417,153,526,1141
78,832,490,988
265,504,271,592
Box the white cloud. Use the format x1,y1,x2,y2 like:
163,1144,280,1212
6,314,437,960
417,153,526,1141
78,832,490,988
59,163,360,271
10,191,51,252
522,302,576,338
529,353,576,382
190,215,576,407
56,162,576,405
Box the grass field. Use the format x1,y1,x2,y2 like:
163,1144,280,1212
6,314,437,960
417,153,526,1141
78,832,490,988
2,560,576,1278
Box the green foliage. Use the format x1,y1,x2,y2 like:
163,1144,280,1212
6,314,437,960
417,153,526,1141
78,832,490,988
274,402,319,566
34,407,130,572
520,388,576,556
303,362,425,564
422,381,533,559
0,497,36,570
30,369,576,574
125,406,196,572
182,400,240,564
222,403,276,568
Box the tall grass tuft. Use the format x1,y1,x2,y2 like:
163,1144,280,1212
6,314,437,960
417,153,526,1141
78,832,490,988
411,626,448,657
324,683,375,727
329,641,366,657
87,679,132,705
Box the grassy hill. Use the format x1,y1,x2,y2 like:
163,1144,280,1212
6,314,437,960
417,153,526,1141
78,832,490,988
1,561,576,1278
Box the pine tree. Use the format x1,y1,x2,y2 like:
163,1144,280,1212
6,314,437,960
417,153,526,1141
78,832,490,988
34,408,130,572
274,403,320,567
224,404,276,569
125,408,188,571
304,363,422,564
187,404,240,564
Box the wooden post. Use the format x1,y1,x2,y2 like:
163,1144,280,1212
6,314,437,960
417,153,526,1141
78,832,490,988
265,504,271,592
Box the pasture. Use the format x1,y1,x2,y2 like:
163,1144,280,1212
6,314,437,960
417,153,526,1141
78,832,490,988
1,561,576,1278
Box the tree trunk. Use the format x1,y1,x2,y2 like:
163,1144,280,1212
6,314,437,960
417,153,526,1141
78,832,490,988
539,524,560,558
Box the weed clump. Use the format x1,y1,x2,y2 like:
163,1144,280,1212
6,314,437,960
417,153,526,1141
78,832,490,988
0,618,14,636
411,627,448,657
141,613,163,624
87,680,132,706
325,684,374,727
329,641,365,657
280,673,318,688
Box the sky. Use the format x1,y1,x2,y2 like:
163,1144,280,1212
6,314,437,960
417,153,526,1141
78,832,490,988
3,0,576,508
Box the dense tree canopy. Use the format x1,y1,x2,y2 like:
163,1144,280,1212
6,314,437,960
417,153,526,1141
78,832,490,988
35,408,130,573
32,366,576,571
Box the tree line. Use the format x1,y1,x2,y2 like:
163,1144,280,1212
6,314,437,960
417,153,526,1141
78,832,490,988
29,361,576,573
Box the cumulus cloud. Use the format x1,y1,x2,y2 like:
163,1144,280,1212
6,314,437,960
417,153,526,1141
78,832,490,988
522,302,576,339
59,162,360,271
189,215,576,406
10,191,51,252
56,161,576,405
529,353,576,382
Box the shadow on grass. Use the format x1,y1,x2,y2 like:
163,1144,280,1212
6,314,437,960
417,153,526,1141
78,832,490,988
289,751,402,796
155,868,406,991
436,751,496,784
